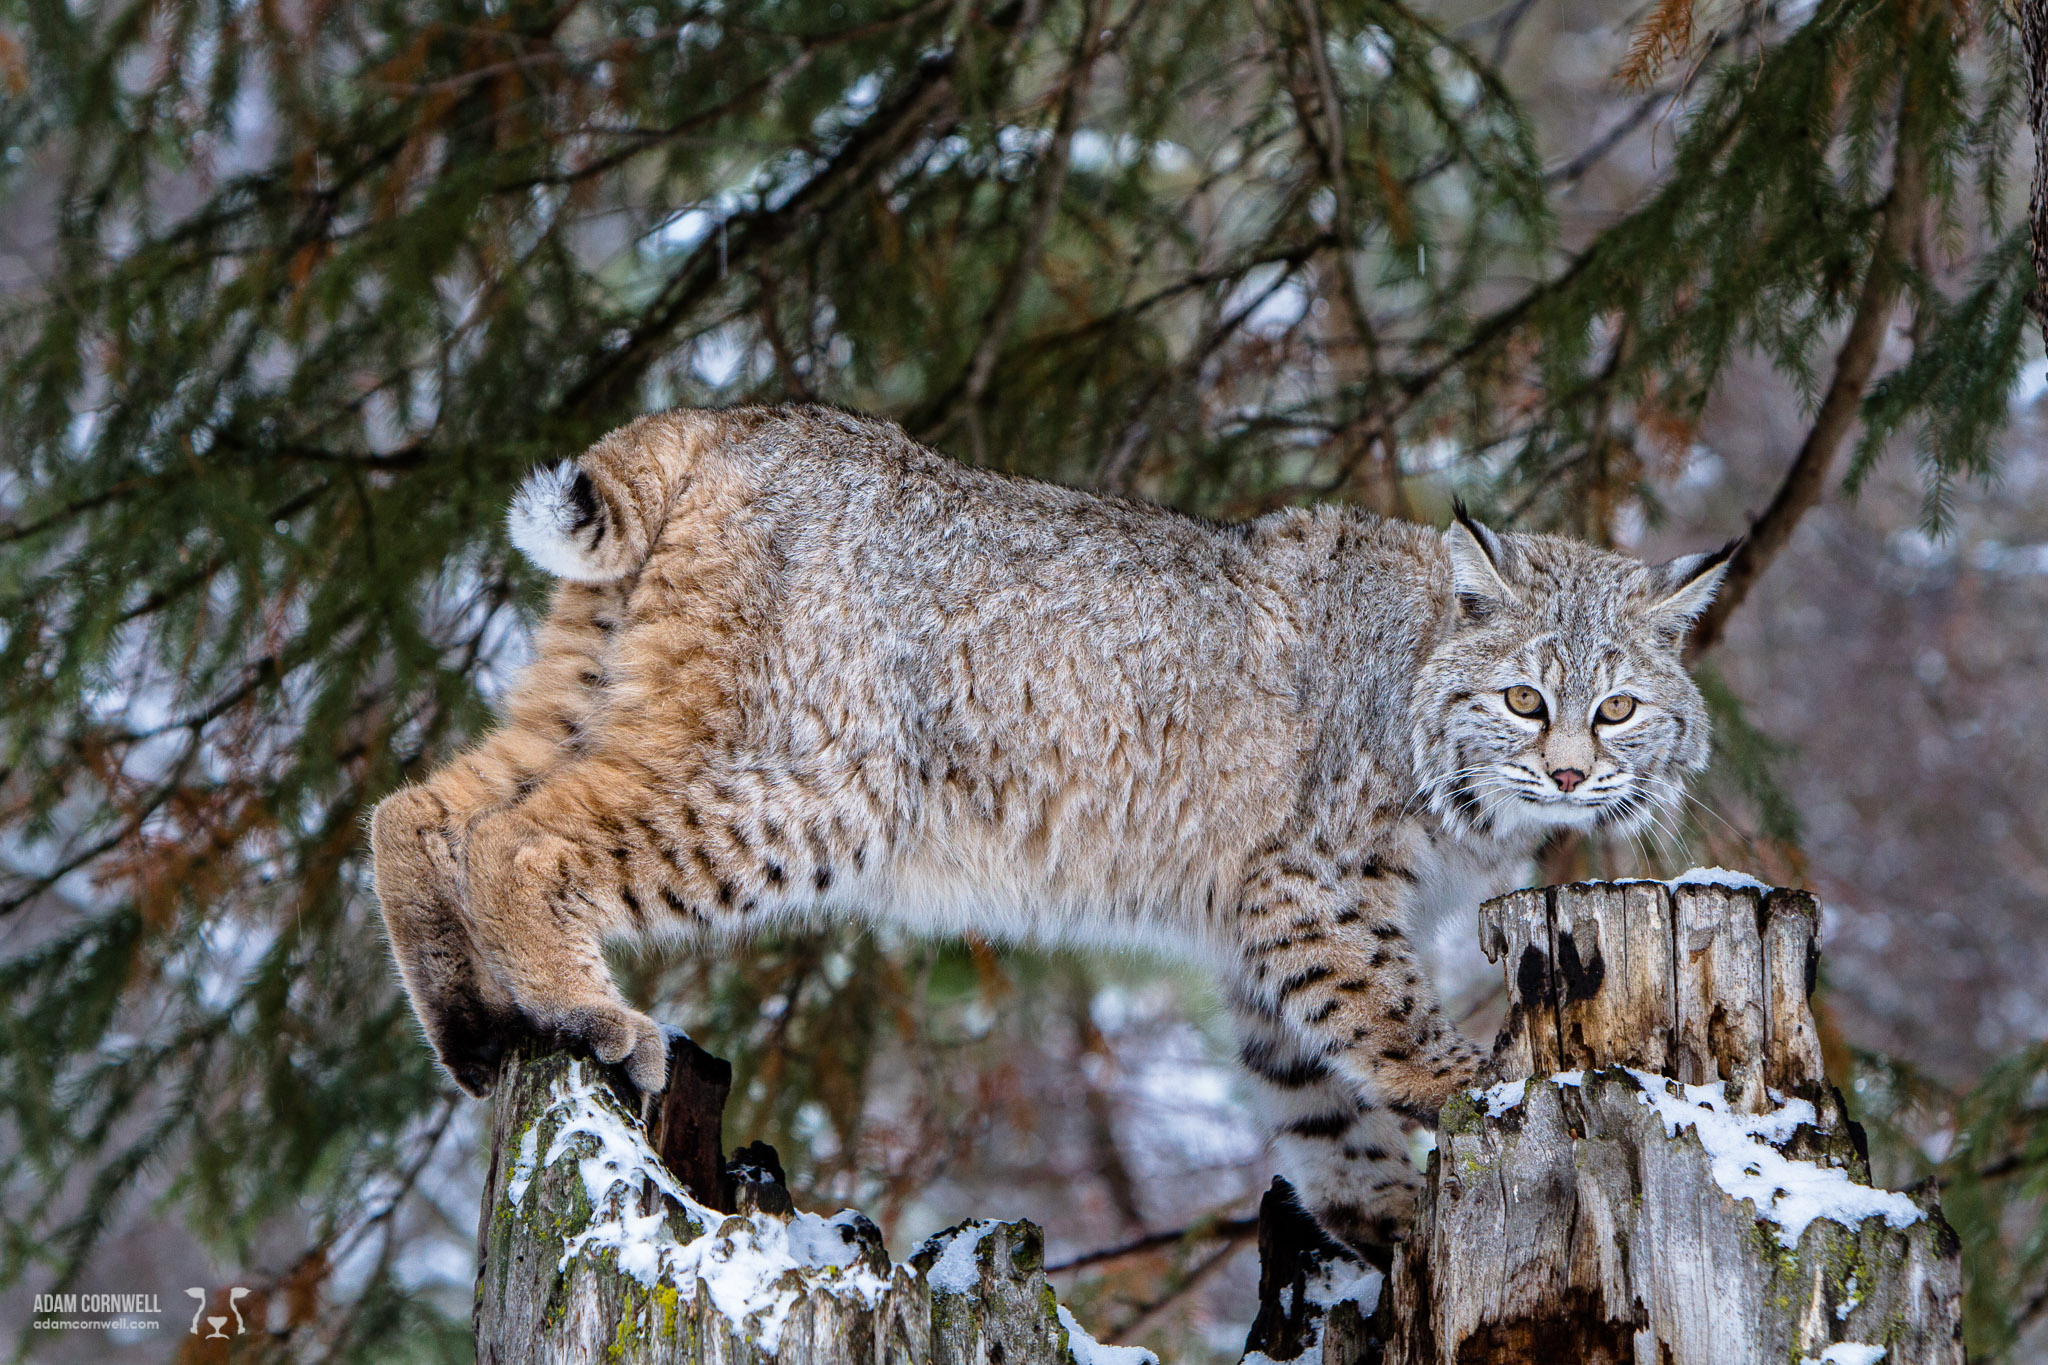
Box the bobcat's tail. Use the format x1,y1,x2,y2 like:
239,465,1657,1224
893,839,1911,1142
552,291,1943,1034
507,410,717,582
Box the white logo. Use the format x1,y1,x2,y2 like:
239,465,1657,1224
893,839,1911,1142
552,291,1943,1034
184,1287,250,1339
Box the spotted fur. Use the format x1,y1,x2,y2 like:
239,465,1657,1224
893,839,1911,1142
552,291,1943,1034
368,408,1728,1251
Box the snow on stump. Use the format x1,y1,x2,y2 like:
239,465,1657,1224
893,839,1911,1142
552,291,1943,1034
1378,875,1964,1365
474,1041,1153,1365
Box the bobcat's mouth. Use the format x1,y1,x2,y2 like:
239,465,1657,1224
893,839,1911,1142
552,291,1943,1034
1448,764,1649,835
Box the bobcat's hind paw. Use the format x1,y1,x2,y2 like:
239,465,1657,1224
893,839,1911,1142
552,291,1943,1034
422,993,522,1099
548,1004,672,1098
1316,1194,1414,1269
419,994,669,1100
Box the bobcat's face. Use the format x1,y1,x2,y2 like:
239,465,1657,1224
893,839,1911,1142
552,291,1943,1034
1411,510,1734,842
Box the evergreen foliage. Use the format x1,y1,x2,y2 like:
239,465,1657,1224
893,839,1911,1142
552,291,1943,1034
0,0,2037,1356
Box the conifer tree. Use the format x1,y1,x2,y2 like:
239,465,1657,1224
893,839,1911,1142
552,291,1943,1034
0,0,2038,1356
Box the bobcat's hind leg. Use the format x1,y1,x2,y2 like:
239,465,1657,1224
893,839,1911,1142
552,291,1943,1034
459,753,786,1098
371,720,590,1096
370,578,630,1095
371,783,521,1096
463,789,667,1094
1231,994,1422,1256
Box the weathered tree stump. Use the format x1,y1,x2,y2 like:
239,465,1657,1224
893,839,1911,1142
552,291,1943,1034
473,1035,1151,1364
473,879,1962,1364
1375,877,1963,1365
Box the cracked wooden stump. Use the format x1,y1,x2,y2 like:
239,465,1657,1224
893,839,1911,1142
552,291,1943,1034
471,880,1962,1365
1372,879,1963,1365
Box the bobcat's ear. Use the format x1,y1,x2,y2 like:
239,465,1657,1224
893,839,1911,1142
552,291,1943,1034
1442,500,1518,623
1643,538,1740,646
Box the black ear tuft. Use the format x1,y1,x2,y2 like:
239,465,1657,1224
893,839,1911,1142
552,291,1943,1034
1643,535,1741,646
1700,536,1742,572
1441,501,1517,622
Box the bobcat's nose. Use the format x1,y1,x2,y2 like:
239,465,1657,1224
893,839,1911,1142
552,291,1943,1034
1550,768,1586,793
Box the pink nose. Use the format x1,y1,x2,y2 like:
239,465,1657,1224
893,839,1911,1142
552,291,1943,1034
1551,768,1585,793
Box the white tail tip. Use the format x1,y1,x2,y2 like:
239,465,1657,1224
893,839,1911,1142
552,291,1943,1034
507,462,620,581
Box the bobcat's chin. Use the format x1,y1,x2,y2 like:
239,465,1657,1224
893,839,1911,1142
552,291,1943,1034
1503,781,1673,838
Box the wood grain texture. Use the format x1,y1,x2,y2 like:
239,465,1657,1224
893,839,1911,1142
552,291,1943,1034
1389,1071,1959,1365
1481,880,1820,1099
1384,880,1963,1365
648,1033,736,1212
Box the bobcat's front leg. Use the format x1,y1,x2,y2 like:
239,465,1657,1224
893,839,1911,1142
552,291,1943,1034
1233,840,1484,1123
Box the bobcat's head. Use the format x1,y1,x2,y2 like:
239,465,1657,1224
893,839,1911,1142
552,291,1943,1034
1411,505,1735,842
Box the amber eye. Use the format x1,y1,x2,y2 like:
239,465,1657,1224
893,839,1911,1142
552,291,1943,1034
1504,685,1546,719
1597,694,1638,724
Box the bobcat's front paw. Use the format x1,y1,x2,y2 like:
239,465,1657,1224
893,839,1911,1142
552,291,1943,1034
1376,1040,1486,1125
547,1003,672,1097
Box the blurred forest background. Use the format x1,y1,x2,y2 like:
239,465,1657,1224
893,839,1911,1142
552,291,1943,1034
2,0,2046,1359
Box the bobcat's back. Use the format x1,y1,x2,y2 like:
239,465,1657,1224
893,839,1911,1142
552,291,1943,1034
536,406,1399,955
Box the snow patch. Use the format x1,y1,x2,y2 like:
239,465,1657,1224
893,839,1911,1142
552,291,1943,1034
1304,1260,1382,1314
1802,1345,1886,1365
1667,866,1774,892
505,1119,540,1207
1469,1071,1587,1117
525,1060,1332,1361
924,1220,999,1295
1472,1078,1527,1118
1625,1070,1922,1248
1057,1304,1158,1365
523,1067,889,1353
1233,1258,1381,1365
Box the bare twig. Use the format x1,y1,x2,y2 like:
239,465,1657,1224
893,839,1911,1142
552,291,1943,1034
1044,1215,1260,1274
1107,1237,1248,1344
2020,0,2048,346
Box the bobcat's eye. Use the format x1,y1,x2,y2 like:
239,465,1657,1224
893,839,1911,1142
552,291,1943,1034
1596,694,1638,724
1504,685,1546,719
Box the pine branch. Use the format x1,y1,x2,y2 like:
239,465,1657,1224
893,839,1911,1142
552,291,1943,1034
558,7,1023,417
1258,0,1406,514
1618,0,1697,90
953,0,1111,446
1685,104,1929,661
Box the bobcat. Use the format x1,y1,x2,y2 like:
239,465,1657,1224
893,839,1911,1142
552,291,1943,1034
368,404,1731,1249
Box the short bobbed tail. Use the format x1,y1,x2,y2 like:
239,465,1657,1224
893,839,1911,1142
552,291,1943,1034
509,462,619,581
506,410,717,582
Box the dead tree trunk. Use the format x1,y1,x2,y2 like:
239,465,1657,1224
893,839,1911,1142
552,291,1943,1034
471,880,1961,1364
1376,879,1963,1365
